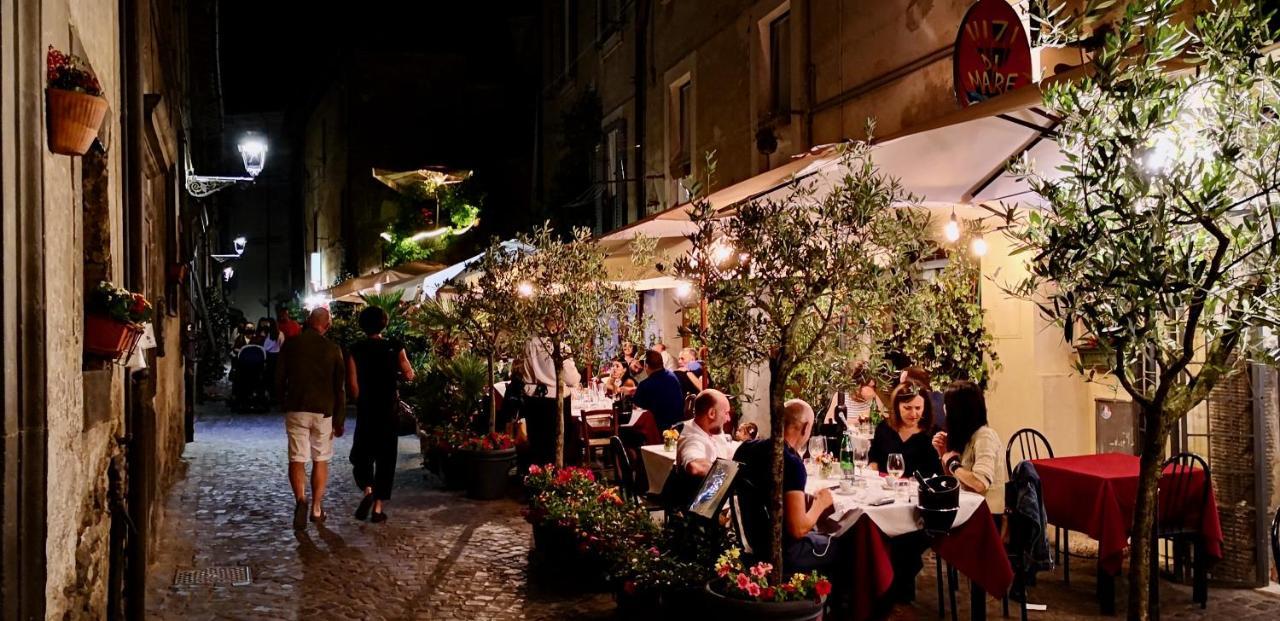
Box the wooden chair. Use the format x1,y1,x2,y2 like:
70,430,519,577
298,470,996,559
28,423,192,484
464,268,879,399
1153,452,1212,611
1005,428,1072,584
578,409,617,477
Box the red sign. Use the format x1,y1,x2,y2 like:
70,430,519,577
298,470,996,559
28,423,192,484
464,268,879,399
954,0,1033,107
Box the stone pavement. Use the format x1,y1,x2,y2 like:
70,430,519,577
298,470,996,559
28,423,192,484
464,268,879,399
149,402,1279,620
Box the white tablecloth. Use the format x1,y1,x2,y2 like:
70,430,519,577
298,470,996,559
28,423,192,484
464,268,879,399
806,471,984,538
640,439,741,495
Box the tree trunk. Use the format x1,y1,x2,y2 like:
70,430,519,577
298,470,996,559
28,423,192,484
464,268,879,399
487,353,496,435
554,357,566,468
1126,407,1168,621
767,356,787,585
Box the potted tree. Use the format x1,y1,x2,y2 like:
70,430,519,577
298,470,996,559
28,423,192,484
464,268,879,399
442,242,526,499
674,145,931,616
46,46,108,156
85,281,152,359
511,224,627,467
999,2,1280,618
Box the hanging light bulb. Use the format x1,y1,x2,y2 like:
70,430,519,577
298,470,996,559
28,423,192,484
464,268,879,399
943,212,961,242
674,281,693,300
971,236,989,257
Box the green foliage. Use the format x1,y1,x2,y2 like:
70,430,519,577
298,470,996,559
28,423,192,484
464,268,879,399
881,253,1000,387
999,1,1280,617
674,145,934,580
404,352,490,434
196,283,231,387
378,177,484,269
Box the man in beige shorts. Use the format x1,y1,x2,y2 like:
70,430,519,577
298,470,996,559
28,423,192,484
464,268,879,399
275,307,347,529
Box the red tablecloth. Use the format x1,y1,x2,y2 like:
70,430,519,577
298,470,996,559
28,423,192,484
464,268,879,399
841,503,1013,621
1031,453,1223,574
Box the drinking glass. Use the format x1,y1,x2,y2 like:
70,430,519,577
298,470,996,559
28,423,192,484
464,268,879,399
852,440,869,485
808,436,827,461
887,453,906,496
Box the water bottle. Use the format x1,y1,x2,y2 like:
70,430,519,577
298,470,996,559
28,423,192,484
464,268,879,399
839,431,855,480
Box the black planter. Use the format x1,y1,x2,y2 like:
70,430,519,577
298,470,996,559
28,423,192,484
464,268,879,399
529,524,610,593
704,583,825,620
616,587,701,618
465,447,516,500
442,450,468,490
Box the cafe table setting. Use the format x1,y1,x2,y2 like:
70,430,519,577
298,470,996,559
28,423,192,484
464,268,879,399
807,468,1013,621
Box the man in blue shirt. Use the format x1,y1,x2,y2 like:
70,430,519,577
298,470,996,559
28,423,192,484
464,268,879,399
623,349,686,429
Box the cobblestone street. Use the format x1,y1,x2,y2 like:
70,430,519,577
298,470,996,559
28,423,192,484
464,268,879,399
146,403,613,621
148,403,1279,620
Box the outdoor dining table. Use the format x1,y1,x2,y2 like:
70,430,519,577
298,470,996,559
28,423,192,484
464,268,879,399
639,438,741,495
1031,453,1224,614
808,471,1013,621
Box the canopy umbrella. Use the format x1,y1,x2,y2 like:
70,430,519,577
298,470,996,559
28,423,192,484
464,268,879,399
324,260,449,303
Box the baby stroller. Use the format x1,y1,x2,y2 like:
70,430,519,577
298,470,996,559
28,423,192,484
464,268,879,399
231,343,269,412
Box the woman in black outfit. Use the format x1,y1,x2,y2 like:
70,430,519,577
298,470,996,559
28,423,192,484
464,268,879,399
868,381,941,478
869,381,941,603
346,306,415,523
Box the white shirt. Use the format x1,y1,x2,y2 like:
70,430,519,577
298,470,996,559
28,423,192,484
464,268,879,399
523,338,581,396
660,350,676,371
676,419,732,469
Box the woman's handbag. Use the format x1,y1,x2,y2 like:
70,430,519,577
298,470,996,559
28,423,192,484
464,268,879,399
396,400,417,437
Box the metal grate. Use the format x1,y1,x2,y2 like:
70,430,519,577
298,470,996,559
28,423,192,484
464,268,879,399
173,566,251,587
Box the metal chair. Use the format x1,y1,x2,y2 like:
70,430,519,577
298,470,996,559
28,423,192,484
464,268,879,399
1005,428,1071,584
1153,452,1212,611
608,435,663,514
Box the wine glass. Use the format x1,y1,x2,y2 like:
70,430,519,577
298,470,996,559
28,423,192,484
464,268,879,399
887,453,906,495
852,439,869,483
806,436,826,474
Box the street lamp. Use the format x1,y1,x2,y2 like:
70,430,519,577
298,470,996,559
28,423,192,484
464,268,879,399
185,134,269,197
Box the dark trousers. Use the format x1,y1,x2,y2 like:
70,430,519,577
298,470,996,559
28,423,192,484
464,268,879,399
524,395,579,466
887,530,933,602
351,414,398,500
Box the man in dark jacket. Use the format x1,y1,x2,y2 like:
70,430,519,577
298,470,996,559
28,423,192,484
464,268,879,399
276,307,346,529
622,349,686,429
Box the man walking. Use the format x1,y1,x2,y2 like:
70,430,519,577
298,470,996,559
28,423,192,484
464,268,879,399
275,307,346,529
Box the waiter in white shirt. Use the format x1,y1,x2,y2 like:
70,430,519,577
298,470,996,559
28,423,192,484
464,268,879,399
522,337,583,465
677,389,733,477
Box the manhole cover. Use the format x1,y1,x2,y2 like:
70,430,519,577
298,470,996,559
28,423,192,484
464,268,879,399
173,566,252,586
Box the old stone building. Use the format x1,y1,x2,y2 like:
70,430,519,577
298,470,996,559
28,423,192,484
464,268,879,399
0,0,198,618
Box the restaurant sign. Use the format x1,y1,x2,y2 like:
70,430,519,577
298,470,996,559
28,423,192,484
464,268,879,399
953,0,1033,107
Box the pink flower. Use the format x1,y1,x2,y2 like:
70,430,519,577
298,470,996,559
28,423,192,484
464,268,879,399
528,464,543,476
735,573,751,590
717,564,731,578
750,562,773,578
745,582,762,597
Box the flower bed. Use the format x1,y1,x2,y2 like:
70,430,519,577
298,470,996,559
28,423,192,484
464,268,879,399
523,464,718,603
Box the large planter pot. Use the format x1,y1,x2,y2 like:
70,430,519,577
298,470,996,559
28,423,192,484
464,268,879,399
85,314,143,359
616,587,701,618
704,583,825,621
47,88,108,155
442,450,468,490
529,523,610,592
464,447,516,500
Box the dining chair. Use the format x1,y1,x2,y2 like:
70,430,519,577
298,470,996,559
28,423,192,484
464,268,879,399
1153,452,1212,610
579,409,617,478
1005,428,1070,583
608,435,663,514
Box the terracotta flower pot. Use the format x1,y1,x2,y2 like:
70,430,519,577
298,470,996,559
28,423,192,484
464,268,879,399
703,583,826,620
46,88,108,156
85,314,142,359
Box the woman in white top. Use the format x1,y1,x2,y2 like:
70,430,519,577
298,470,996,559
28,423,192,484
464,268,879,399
824,363,882,428
932,380,1006,513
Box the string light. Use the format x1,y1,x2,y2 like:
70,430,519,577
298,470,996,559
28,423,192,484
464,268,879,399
944,211,961,242
674,281,692,300
971,236,988,257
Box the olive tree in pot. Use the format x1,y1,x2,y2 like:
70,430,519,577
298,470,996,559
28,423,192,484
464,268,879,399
446,240,528,499
673,146,931,615
999,1,1280,618
510,224,628,468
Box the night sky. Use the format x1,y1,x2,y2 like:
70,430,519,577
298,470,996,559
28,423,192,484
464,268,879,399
211,2,540,317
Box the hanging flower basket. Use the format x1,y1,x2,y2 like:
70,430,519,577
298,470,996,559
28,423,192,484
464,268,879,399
46,88,107,155
45,46,106,156
85,314,143,359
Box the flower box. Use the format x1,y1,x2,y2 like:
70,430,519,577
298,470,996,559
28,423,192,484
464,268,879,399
85,314,143,359
46,88,107,156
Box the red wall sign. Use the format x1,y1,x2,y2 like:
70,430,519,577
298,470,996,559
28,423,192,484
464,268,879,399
953,0,1033,107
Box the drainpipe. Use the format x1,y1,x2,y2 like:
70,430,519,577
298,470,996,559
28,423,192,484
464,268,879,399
633,0,649,222
121,0,151,619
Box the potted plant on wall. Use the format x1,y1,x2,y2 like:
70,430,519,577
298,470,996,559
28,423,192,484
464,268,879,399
85,281,152,359
46,45,108,156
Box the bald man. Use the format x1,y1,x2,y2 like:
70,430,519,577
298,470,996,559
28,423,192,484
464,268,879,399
276,307,346,529
677,389,732,477
732,399,838,574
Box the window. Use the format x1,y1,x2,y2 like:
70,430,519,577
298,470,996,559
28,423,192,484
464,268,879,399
604,121,628,228
769,12,791,117
562,0,578,77
673,80,692,177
